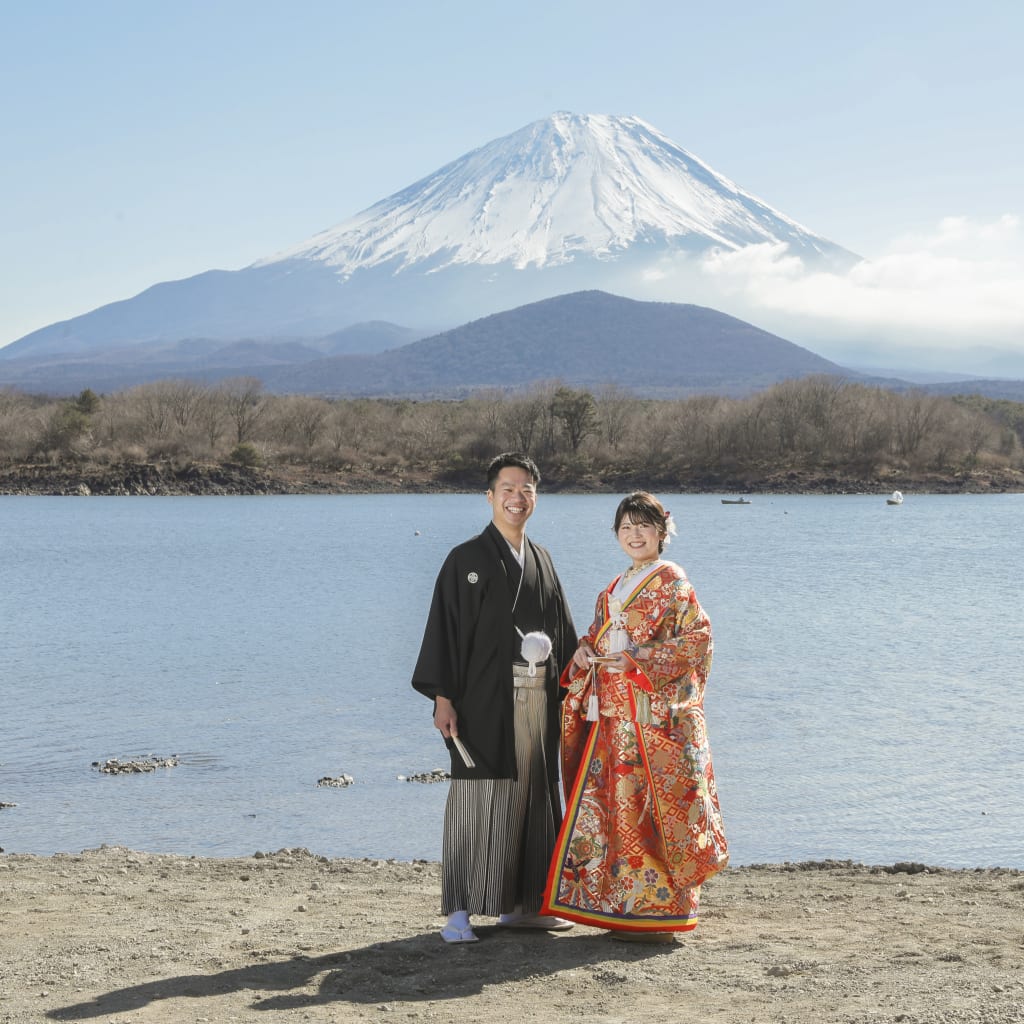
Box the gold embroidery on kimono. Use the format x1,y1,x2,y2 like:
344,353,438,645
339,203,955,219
543,562,728,932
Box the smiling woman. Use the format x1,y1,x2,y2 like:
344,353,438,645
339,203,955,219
544,490,728,940
616,512,664,569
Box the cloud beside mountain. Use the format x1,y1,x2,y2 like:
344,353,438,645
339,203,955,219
692,214,1024,373
3,112,1021,379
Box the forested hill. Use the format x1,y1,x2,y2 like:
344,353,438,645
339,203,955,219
262,291,854,397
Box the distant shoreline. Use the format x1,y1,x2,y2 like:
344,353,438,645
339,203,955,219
3,459,1023,496
3,848,1021,871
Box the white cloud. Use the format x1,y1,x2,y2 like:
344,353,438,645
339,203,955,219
896,214,1020,252
697,215,1024,349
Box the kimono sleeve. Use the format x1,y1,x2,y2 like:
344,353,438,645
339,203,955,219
623,577,713,706
410,551,464,704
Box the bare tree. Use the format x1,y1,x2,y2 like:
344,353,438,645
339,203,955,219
502,391,549,453
630,401,677,475
396,403,456,462
959,407,996,462
469,389,508,454
275,395,329,452
730,395,770,465
595,385,641,451
667,395,726,468
759,379,811,457
0,390,44,460
0,387,25,417
126,382,175,441
834,384,891,469
166,380,206,430
796,375,845,458
195,390,228,452
891,391,942,459
219,377,267,445
327,399,403,457
533,383,561,457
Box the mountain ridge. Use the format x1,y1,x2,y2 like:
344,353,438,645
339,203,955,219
2,289,1020,402
3,112,857,362
0,291,859,397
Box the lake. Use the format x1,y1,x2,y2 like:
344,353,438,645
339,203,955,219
1,492,1021,868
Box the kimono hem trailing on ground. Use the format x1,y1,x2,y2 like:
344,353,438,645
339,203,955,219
542,560,728,932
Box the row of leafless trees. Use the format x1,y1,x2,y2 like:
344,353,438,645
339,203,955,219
1,376,1021,480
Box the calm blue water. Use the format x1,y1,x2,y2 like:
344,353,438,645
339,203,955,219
1,493,1021,868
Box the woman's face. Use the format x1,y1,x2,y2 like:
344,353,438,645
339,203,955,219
616,516,662,566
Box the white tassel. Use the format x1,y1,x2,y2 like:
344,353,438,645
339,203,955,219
520,630,552,678
634,691,652,726
585,664,599,720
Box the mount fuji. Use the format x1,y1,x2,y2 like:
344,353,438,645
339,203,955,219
261,112,852,277
3,112,858,361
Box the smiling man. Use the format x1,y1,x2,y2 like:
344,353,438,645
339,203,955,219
412,452,577,944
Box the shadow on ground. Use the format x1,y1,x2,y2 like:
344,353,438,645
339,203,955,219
48,926,675,1018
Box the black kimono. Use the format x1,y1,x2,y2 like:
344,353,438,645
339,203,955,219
412,522,576,791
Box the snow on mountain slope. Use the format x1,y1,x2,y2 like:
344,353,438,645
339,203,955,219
3,112,858,362
258,112,852,276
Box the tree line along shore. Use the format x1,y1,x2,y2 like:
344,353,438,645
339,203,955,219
2,375,1023,495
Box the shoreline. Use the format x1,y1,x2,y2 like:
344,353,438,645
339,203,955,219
3,847,1022,1024
2,457,1023,497
4,844,1023,872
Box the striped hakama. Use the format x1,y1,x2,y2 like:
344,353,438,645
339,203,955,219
441,667,556,916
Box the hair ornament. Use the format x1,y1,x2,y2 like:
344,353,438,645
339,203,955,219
663,511,677,543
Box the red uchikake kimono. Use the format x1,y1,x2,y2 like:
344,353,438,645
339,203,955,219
542,560,729,933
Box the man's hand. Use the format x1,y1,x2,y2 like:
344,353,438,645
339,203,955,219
433,695,458,739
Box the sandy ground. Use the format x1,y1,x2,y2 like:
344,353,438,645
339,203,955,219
1,846,1022,1024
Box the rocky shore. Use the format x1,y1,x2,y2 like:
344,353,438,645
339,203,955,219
2,459,1022,496
1,846,1022,1024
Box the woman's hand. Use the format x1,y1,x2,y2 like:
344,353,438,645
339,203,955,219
603,651,634,672
573,640,596,670
433,695,458,739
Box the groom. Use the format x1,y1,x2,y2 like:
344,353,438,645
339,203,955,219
412,452,577,943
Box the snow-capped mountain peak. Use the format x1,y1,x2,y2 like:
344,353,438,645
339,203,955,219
3,112,856,363
257,112,846,276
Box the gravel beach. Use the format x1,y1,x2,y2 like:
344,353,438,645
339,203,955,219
1,846,1022,1024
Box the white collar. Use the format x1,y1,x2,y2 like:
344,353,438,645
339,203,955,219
506,536,525,567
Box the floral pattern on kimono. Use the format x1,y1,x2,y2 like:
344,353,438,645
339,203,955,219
542,560,728,932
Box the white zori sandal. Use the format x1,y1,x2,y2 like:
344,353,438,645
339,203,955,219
440,911,478,944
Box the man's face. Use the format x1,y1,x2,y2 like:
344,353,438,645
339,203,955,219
487,466,537,533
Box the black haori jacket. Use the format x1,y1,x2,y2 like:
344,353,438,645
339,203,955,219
412,522,576,783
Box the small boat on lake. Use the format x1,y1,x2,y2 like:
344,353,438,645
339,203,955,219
887,490,904,505
721,497,752,505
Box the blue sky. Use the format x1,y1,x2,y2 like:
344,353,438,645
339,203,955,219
2,0,1022,371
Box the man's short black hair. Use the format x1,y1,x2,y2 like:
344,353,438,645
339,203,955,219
486,452,541,490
